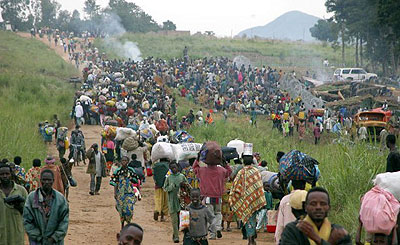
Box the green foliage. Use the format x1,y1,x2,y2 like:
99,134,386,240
325,0,400,74
39,0,60,28
310,19,339,43
105,0,160,33
0,0,33,31
94,33,355,69
162,20,176,31
0,31,77,168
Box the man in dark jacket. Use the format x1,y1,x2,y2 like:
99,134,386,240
280,187,351,245
386,134,400,172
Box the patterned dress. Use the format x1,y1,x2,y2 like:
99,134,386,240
26,167,41,192
222,181,234,222
110,166,141,223
182,166,199,189
229,166,266,237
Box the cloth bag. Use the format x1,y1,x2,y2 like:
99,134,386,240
360,186,400,235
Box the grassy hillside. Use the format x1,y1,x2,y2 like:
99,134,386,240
0,31,77,168
95,33,355,73
175,95,385,235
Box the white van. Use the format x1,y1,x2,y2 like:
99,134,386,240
333,68,377,82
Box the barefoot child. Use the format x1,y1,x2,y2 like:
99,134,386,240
183,188,215,245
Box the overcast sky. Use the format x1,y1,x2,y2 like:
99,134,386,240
2,0,330,37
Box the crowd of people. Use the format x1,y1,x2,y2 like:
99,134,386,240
2,31,400,245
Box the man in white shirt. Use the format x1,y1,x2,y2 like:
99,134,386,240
75,102,84,126
275,180,306,244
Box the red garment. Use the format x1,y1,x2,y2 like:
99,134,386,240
193,160,232,198
313,126,321,138
106,140,115,150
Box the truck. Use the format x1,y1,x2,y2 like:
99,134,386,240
353,108,392,136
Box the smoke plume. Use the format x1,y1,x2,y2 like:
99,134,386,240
102,13,142,62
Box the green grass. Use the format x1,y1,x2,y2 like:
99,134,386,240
0,31,77,169
94,33,356,73
175,95,385,235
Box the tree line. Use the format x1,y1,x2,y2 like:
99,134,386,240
0,0,176,35
310,0,400,76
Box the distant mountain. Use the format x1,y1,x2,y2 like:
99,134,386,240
237,11,321,41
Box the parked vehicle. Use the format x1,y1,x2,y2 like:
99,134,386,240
333,68,377,82
353,108,391,136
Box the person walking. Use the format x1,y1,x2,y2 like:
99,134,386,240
26,159,42,192
0,163,28,245
75,101,84,126
275,180,306,244
386,134,400,172
152,158,170,222
110,156,141,229
163,162,188,243
313,123,321,145
41,156,64,195
193,147,232,240
183,188,215,245
86,143,106,195
23,169,69,245
229,155,266,245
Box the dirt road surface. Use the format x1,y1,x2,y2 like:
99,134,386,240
18,32,275,244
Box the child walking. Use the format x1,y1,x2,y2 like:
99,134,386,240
183,188,215,245
163,162,188,243
313,123,321,144
256,182,273,231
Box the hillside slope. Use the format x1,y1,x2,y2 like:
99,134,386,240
238,11,320,41
0,31,77,168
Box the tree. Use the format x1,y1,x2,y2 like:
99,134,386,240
162,20,176,31
0,0,31,31
39,0,60,28
325,0,349,66
56,10,71,32
68,10,82,35
106,0,160,33
310,19,339,43
84,0,100,20
323,0,400,75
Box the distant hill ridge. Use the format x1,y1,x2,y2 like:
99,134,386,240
237,10,321,41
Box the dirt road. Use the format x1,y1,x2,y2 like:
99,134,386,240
18,32,275,244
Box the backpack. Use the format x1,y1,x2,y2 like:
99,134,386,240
360,186,400,235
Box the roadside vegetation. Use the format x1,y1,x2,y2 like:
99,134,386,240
0,31,77,168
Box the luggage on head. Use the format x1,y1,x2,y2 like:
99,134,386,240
279,150,319,184
360,186,400,235
227,139,245,157
199,141,222,165
374,171,400,201
221,147,239,161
